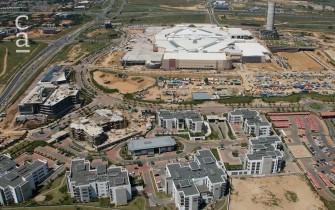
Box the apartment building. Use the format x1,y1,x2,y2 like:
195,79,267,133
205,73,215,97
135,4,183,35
157,110,205,133
0,155,49,205
127,136,176,156
165,150,228,210
66,159,131,206
70,119,108,146
93,109,126,131
228,108,271,136
243,136,284,175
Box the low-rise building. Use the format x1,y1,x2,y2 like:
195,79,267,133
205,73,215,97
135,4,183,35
66,159,132,206
0,155,49,205
243,136,284,175
127,136,176,156
157,110,205,133
228,108,271,136
165,149,228,210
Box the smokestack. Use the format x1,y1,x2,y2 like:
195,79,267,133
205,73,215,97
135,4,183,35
266,2,275,31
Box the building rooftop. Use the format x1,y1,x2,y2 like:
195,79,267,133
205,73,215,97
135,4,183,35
192,92,211,100
230,108,271,127
70,120,104,137
20,84,57,105
166,149,227,196
247,136,283,161
68,159,129,187
158,110,203,122
0,158,47,188
43,85,78,106
39,65,68,84
128,136,176,151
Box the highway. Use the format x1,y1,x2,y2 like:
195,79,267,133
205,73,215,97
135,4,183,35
0,0,117,110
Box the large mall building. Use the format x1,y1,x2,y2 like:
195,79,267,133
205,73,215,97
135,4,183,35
121,24,270,70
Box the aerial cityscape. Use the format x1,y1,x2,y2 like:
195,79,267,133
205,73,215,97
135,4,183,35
0,0,335,209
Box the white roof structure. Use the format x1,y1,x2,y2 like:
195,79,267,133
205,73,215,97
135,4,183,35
155,24,253,53
43,85,78,106
234,43,269,57
163,52,227,60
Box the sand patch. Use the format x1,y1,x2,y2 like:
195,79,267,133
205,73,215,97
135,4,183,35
93,71,156,94
94,51,124,67
244,63,283,72
277,52,323,71
230,175,326,210
160,3,206,11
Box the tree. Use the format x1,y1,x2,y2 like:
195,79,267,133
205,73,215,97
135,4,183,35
204,77,209,85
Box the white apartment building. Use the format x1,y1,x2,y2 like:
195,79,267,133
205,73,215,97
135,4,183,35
157,110,205,133
165,150,227,210
66,159,132,206
243,136,284,175
0,155,49,205
228,108,271,136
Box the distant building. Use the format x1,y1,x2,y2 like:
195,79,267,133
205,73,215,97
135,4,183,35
212,1,229,10
66,159,132,206
165,149,228,210
244,136,284,175
329,168,335,184
157,110,205,133
0,155,49,205
127,136,176,156
228,108,271,137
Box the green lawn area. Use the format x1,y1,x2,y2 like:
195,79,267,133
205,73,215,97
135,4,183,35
309,103,323,110
210,148,220,161
51,42,108,64
120,197,146,210
0,41,47,86
6,140,48,158
263,93,335,103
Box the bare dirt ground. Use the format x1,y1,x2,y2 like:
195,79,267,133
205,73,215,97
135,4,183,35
160,3,206,11
244,63,283,72
277,52,323,71
230,175,326,210
325,50,335,60
86,28,109,38
93,71,156,94
127,29,145,34
94,51,124,67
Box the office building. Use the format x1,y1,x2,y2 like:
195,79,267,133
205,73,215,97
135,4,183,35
243,136,284,175
157,110,205,133
66,159,131,206
165,149,228,210
228,108,271,137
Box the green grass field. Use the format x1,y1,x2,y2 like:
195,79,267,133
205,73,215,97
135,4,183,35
0,41,47,86
120,13,208,24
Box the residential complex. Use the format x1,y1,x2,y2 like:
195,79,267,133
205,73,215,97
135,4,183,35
157,110,205,133
18,66,79,118
243,136,284,175
66,159,132,206
165,149,228,210
228,108,271,136
0,155,49,205
127,136,176,156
